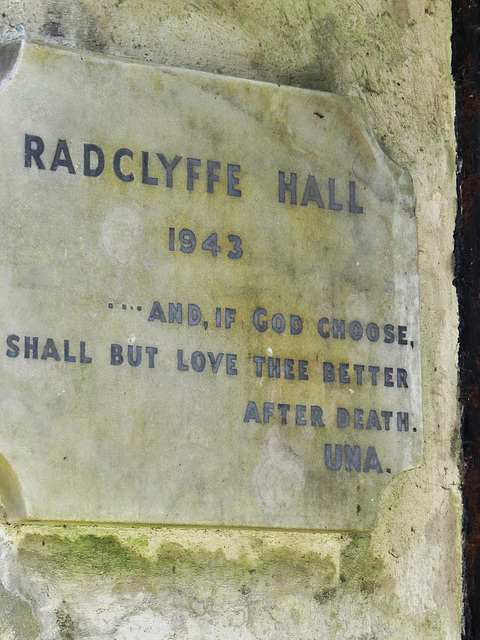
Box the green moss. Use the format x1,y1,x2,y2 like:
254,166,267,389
19,534,152,577
339,534,392,594
18,532,336,598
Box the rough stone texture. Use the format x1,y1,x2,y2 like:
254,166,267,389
0,1,460,639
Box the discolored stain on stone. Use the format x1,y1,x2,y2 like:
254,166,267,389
0,581,40,640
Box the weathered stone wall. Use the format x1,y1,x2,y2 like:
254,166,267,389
0,1,461,638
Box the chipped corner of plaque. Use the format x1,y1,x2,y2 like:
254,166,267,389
0,453,27,523
341,94,416,216
0,39,24,92
392,162,416,218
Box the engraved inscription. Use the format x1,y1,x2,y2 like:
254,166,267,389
0,41,422,530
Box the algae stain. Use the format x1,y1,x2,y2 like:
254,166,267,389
18,534,152,577
18,533,336,598
339,534,392,594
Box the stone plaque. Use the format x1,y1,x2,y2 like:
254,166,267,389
0,41,422,530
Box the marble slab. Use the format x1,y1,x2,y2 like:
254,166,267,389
0,41,422,530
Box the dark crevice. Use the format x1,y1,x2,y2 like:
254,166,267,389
453,0,480,637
